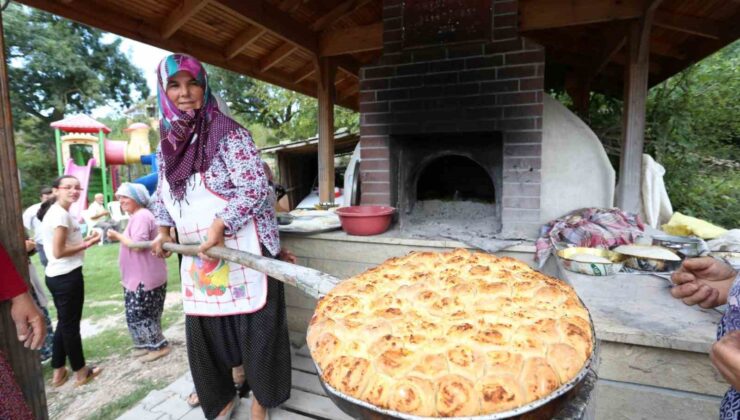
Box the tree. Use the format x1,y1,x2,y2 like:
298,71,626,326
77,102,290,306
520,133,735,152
3,4,149,206
206,65,358,147
562,40,739,228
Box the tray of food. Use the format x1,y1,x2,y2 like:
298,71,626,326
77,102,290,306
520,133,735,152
307,249,596,419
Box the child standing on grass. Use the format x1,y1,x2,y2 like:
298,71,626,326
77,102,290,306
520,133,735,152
107,183,170,362
38,175,102,387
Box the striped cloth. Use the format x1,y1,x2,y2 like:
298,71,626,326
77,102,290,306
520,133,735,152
535,207,645,267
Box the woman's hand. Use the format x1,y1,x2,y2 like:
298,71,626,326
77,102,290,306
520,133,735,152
106,229,120,242
10,292,46,350
25,239,36,253
85,231,101,248
278,248,297,264
670,257,736,308
711,330,740,390
152,227,174,258
198,218,226,262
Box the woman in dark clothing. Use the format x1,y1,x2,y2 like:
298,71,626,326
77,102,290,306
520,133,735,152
150,53,290,420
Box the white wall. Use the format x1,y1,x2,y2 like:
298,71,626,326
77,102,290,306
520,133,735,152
540,94,615,223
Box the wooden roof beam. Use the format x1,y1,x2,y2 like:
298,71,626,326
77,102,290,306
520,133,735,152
310,0,374,31
260,43,299,72
161,0,210,39
653,10,722,40
293,62,317,83
278,0,305,14
217,0,318,53
586,29,626,83
215,0,361,78
225,26,266,60
519,0,646,31
319,23,382,56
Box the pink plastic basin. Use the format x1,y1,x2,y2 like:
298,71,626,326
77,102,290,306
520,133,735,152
335,205,395,236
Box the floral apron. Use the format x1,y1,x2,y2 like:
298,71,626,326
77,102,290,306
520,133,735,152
718,273,740,419
162,173,267,316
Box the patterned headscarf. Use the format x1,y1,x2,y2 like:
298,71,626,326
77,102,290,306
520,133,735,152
156,53,240,201
115,182,151,208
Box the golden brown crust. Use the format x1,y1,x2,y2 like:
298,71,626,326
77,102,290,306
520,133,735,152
307,248,593,417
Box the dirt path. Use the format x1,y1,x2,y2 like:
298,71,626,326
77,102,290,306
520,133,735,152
46,294,190,420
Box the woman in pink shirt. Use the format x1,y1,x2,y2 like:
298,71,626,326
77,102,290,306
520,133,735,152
107,183,170,362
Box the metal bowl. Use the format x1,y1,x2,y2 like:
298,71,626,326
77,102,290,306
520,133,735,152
623,256,681,272
651,234,705,258
557,247,625,276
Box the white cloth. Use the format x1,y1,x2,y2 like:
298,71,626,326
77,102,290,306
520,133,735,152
42,203,84,277
27,262,48,307
22,203,44,243
162,173,266,316
85,201,110,227
707,230,740,253
641,154,673,228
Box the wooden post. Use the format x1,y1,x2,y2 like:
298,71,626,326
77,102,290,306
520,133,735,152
0,13,49,420
317,57,336,204
564,72,591,118
616,17,652,213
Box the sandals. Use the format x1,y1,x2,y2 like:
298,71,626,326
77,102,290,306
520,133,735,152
214,394,238,420
186,390,200,408
50,368,69,388
74,366,102,387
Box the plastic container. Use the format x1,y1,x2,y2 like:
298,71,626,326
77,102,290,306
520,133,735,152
557,247,626,276
335,206,395,236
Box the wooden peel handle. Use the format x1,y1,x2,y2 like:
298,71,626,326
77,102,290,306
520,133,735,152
128,241,340,299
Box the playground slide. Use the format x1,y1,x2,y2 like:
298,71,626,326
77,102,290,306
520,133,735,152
64,158,96,222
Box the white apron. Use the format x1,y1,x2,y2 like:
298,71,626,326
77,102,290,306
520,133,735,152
162,173,267,316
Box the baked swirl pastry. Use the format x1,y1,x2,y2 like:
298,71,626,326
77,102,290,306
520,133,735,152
308,248,593,417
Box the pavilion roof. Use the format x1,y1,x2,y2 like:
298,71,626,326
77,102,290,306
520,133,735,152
18,0,740,108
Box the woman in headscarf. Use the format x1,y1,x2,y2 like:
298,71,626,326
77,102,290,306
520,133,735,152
107,182,170,362
150,54,290,420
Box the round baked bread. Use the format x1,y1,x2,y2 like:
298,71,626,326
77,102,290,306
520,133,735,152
308,248,593,417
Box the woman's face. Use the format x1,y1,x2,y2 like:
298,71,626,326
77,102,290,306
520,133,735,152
166,71,204,112
54,177,81,206
118,196,139,214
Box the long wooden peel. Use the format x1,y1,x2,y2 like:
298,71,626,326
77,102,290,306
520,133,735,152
129,241,341,299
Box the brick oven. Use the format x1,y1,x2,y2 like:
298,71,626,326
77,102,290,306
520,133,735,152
359,0,544,237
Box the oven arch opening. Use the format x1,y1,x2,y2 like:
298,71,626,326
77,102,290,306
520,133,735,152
415,154,495,203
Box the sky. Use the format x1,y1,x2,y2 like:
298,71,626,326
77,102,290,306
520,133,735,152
91,36,171,118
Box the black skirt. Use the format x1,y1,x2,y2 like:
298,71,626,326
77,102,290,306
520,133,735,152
185,274,292,419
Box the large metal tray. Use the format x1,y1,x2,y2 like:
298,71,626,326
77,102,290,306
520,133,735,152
311,296,598,420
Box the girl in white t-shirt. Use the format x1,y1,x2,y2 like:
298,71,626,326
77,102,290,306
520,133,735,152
37,175,102,387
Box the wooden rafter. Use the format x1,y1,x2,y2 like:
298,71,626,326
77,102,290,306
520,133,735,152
310,0,374,31
278,0,305,14
225,26,266,60
519,0,646,31
653,10,722,39
586,28,627,83
293,62,317,83
215,0,360,80
16,0,362,110
217,0,318,54
319,23,382,56
161,0,210,39
260,42,298,72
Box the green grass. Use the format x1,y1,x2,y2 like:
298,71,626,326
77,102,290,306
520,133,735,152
86,379,168,420
32,243,181,321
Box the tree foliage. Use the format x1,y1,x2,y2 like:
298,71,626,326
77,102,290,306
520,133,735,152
206,65,358,147
570,40,739,228
3,4,149,207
